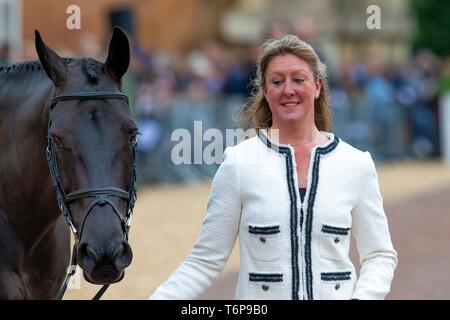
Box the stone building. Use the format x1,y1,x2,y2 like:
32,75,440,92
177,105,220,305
1,0,415,71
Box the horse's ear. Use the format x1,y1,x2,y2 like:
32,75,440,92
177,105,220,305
104,27,130,83
34,30,67,86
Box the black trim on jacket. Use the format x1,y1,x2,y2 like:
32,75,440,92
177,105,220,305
305,137,339,299
248,225,280,235
258,130,339,300
321,271,352,281
258,131,300,300
321,224,351,235
249,273,283,282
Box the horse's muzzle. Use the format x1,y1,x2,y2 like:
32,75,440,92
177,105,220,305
76,239,133,284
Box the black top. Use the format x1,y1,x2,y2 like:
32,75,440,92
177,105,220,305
299,188,306,203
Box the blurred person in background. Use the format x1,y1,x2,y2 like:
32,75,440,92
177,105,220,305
264,20,290,40
407,49,441,158
363,53,403,160
148,35,397,300
78,33,103,59
0,44,9,65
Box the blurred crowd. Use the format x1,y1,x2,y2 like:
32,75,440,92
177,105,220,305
129,22,450,184
331,49,445,160
127,39,253,183
1,21,450,185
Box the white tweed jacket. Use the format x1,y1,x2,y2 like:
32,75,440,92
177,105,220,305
150,130,398,300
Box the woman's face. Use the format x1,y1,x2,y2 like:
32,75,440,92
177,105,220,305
264,53,322,128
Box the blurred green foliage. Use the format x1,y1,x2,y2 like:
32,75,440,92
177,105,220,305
410,0,450,57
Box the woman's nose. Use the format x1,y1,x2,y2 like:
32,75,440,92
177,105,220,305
282,81,295,96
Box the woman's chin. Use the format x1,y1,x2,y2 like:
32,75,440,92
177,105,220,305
277,113,306,124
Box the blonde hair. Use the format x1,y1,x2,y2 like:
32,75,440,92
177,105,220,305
238,34,332,132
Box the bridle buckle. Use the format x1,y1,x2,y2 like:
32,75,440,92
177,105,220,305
97,196,107,206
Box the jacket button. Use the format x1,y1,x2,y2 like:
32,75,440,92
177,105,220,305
335,283,340,290
262,284,269,291
334,237,340,243
259,237,266,243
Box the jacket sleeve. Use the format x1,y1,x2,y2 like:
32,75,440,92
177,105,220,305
149,147,241,299
351,151,398,300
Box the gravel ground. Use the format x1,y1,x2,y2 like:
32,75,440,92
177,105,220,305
64,160,450,300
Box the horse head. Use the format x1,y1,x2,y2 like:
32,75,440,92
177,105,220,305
35,28,137,285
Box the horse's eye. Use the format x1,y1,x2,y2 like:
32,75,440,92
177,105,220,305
128,133,138,145
49,134,64,151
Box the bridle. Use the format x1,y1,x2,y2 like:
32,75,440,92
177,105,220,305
45,92,137,300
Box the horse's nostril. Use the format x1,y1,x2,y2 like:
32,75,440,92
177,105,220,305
77,242,98,268
112,241,133,270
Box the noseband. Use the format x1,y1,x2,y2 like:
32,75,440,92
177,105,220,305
46,92,137,300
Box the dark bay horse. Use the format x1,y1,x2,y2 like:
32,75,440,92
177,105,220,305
0,27,138,299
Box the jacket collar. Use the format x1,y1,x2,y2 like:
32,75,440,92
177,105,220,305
257,129,339,155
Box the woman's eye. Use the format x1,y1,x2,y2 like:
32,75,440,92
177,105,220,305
272,80,283,86
294,78,305,84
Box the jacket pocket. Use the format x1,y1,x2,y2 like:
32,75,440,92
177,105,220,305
319,224,351,261
247,224,281,262
248,272,283,300
320,271,354,300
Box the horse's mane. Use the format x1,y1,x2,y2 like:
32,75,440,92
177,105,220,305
81,58,100,84
0,60,45,73
0,58,101,84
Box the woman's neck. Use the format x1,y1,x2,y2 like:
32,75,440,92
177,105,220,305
269,121,327,147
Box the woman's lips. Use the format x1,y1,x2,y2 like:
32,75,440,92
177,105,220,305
281,102,300,107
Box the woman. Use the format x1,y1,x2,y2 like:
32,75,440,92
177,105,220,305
149,35,397,300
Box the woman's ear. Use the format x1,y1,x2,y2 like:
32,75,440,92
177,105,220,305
315,78,323,98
